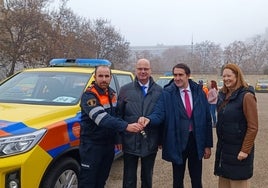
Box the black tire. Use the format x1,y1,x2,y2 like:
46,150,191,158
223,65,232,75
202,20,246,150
40,157,80,188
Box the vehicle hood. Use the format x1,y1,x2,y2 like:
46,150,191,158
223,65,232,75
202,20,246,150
0,103,80,136
257,83,268,86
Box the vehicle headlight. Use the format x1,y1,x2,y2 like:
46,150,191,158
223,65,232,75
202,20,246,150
0,129,46,157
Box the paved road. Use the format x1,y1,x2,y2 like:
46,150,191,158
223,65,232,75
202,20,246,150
107,93,268,188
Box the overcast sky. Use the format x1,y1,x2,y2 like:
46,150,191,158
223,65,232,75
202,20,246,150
64,0,268,47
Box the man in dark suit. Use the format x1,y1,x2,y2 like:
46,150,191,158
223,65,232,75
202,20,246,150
139,63,213,188
117,59,163,188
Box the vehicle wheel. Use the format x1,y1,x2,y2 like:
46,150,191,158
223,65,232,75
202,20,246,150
40,157,80,188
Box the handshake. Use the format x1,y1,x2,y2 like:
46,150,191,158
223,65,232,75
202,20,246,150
126,117,150,133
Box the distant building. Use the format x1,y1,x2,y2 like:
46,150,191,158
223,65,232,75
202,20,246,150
130,44,192,57
130,45,175,56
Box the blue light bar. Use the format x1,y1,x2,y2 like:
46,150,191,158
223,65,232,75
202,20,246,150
49,58,112,67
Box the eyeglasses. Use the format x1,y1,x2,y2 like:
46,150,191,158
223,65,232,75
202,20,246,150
136,68,150,71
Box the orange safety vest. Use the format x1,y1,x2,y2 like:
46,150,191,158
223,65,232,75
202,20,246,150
87,86,117,109
202,86,209,98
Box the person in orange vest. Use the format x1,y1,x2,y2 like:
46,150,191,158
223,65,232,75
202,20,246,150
198,80,208,98
78,65,143,188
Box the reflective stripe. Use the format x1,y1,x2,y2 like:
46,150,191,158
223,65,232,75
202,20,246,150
95,112,108,125
89,106,108,125
89,106,104,119
88,86,117,109
86,86,117,126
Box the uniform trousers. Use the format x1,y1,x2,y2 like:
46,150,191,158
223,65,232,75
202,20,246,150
123,152,157,188
172,132,203,188
78,142,114,188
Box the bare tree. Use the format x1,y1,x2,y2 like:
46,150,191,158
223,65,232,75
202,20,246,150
161,46,191,73
0,0,50,76
193,41,222,74
246,35,268,74
223,41,250,70
90,19,130,68
0,0,131,77
44,0,98,61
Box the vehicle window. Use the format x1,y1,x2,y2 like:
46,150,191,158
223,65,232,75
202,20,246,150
110,75,117,94
0,72,90,105
259,79,268,83
114,74,133,88
156,79,170,88
156,77,172,88
109,74,133,97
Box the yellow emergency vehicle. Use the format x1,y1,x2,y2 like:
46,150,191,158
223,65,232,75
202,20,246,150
0,59,134,188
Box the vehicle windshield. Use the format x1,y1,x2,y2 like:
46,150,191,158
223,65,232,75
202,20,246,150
0,71,90,105
218,80,223,86
156,78,171,88
258,79,268,84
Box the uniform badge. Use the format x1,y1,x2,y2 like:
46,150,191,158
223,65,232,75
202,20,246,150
87,99,97,106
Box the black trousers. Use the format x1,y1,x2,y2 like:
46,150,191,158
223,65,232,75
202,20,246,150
172,132,203,188
78,142,114,188
123,152,157,188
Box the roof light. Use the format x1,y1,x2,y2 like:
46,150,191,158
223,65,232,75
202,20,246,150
49,58,112,67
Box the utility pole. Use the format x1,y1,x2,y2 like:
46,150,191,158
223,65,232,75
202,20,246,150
191,34,194,55
191,34,194,72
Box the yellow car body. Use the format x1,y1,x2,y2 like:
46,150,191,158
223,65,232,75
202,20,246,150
0,59,134,188
156,76,195,88
255,79,268,92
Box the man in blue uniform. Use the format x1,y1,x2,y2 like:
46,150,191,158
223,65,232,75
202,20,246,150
78,65,143,188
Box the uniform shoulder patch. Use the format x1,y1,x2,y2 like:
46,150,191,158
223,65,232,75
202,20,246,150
87,99,97,106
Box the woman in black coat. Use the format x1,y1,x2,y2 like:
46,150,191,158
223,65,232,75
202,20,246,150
214,63,258,188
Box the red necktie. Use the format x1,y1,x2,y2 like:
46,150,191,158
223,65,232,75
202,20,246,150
183,89,192,131
183,89,192,117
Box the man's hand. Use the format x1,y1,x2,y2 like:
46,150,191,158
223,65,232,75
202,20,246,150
126,122,144,133
203,147,211,159
138,116,150,127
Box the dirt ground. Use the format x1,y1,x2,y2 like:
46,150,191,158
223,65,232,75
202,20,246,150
106,80,268,188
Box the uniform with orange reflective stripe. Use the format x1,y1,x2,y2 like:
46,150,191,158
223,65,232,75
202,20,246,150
79,83,127,144
79,82,128,188
89,85,117,110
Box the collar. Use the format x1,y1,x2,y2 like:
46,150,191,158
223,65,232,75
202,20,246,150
93,82,111,95
138,81,149,88
179,85,191,93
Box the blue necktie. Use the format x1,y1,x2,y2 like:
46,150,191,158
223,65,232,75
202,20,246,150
141,85,147,96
